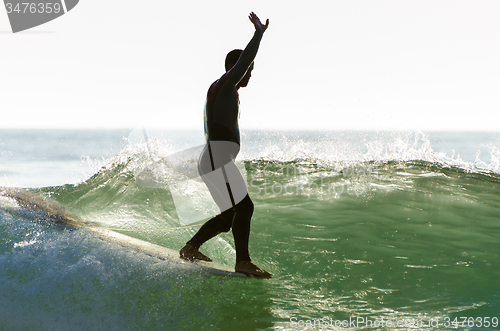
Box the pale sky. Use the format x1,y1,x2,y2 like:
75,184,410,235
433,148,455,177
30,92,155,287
1,0,499,131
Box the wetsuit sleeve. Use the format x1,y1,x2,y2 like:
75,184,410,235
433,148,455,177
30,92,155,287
225,30,264,86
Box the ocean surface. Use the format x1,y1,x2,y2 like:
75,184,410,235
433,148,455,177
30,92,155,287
0,129,499,331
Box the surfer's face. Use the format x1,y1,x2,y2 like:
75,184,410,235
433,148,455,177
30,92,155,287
238,63,254,88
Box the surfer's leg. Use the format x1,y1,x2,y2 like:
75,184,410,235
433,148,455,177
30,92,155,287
180,144,237,262
231,194,253,262
231,194,272,278
180,208,234,262
191,145,247,248
186,208,234,249
191,144,239,248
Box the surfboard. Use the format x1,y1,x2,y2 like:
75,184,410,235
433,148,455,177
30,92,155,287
87,227,246,276
0,187,246,277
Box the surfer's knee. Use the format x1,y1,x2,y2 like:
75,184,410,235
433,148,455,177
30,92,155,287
219,208,234,232
235,194,254,215
218,195,253,232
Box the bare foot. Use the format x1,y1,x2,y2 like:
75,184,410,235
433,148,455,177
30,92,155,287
179,244,212,262
235,261,272,278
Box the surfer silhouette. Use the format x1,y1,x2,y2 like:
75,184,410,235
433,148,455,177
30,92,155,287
180,12,271,278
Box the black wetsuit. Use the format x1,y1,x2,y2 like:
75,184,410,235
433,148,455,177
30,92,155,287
186,30,264,263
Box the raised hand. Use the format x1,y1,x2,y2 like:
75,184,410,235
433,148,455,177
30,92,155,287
249,12,269,33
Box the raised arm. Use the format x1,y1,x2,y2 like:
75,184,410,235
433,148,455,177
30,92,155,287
225,12,269,86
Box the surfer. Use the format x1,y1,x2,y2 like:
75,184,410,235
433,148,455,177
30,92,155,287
180,12,271,278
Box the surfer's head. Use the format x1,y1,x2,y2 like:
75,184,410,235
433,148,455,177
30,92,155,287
225,49,243,71
225,49,254,88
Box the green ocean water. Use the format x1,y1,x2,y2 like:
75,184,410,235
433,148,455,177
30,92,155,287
0,130,499,330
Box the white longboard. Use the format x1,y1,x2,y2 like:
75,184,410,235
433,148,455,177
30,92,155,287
87,226,246,277
1,187,246,277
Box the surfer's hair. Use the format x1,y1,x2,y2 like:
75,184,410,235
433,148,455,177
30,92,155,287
225,49,243,71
